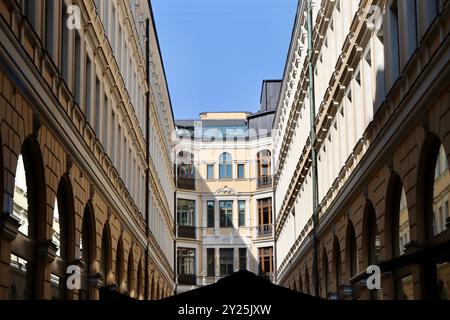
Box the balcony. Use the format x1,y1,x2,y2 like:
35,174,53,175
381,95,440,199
178,274,197,286
177,226,196,239
177,177,195,190
257,224,273,238
257,176,272,190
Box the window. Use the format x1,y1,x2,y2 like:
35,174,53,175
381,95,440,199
219,153,232,179
102,94,109,148
257,198,272,226
207,248,215,277
220,249,234,276
103,0,109,35
74,32,82,104
61,2,69,83
259,247,273,275
207,201,215,228
177,152,194,179
238,200,245,227
237,164,245,179
177,248,195,276
111,5,116,51
207,164,214,180
257,150,272,187
177,199,195,227
44,0,55,59
94,77,101,136
219,201,233,228
239,248,247,271
24,0,37,30
433,145,449,236
85,57,92,119
388,0,400,82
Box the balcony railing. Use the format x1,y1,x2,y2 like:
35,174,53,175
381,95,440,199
257,176,272,189
257,224,273,238
177,177,195,190
177,226,196,239
178,274,197,286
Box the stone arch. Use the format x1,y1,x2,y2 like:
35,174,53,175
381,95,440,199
80,201,97,299
115,237,124,292
100,222,112,286
385,171,411,259
127,247,135,297
52,174,76,299
136,257,143,299
19,136,47,242
333,236,342,299
417,132,444,242
10,136,48,299
362,200,380,267
345,220,358,279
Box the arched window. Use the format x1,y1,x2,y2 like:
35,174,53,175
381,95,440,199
419,137,450,300
116,238,124,292
257,150,272,188
432,144,449,237
363,201,380,299
51,176,75,300
10,138,47,300
364,201,380,266
10,154,33,300
127,250,134,297
333,237,342,299
346,221,358,279
219,153,232,179
80,204,96,300
100,224,112,288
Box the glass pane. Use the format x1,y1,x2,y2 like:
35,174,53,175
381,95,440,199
13,155,29,236
398,188,410,255
51,274,62,300
395,274,414,300
207,165,214,179
9,254,31,300
432,145,449,236
226,164,232,178
436,262,450,300
177,199,195,226
53,199,61,257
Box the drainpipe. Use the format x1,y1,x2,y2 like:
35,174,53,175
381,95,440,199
145,18,151,300
306,0,320,298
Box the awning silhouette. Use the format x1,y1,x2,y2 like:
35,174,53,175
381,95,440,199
163,271,320,304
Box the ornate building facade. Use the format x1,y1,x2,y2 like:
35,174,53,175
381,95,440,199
274,0,450,300
0,0,175,299
174,81,280,293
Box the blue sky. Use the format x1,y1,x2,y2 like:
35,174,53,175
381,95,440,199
151,0,298,120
